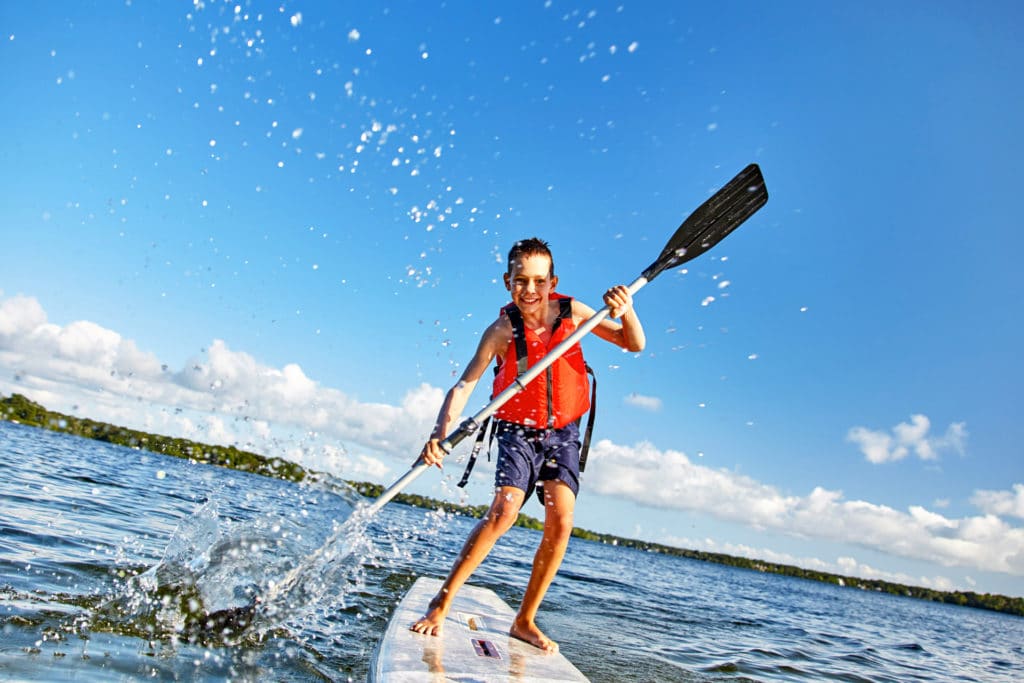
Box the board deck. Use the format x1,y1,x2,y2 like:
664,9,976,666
369,577,589,682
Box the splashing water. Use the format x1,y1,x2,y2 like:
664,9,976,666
94,477,377,646
251,504,378,634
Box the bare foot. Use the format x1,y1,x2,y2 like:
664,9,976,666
410,595,449,637
510,616,558,653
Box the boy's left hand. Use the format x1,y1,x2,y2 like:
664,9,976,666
604,285,634,319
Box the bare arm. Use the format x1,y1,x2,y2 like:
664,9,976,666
578,285,646,352
419,316,511,467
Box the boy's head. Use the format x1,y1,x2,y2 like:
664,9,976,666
503,237,558,302
506,237,554,277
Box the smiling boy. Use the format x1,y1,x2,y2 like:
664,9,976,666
410,237,645,652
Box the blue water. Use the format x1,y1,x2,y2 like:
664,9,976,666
1,421,1022,682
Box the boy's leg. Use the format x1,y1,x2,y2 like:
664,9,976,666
510,478,575,652
410,485,525,636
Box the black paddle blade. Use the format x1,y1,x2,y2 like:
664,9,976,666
642,164,768,281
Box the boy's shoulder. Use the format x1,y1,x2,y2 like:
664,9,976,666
484,311,515,337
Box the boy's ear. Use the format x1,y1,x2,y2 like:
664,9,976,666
551,274,559,290
503,272,511,291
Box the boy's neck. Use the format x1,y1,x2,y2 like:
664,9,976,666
518,298,555,331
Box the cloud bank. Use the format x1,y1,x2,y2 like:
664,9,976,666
2,293,1022,579
584,439,1024,577
0,294,439,477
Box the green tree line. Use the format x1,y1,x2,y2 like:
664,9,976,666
0,393,305,482
3,392,1021,618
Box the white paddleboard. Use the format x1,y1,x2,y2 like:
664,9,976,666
369,576,589,682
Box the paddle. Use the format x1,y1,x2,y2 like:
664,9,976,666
198,164,768,637
365,163,768,515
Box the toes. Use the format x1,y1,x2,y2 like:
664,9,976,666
410,620,442,636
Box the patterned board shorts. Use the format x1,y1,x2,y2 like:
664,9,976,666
493,419,581,499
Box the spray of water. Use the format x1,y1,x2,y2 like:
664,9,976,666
95,476,381,646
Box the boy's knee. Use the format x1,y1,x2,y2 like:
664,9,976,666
486,495,523,532
544,510,574,538
480,513,516,539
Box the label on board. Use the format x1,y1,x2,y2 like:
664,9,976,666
471,638,503,660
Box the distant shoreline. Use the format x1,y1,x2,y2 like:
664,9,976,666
2,391,1021,618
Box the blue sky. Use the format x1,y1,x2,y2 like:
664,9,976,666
2,1,1022,597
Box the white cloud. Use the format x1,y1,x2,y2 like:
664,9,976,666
584,439,1024,576
586,439,794,529
623,393,662,411
847,414,968,464
0,295,441,479
203,415,234,446
0,295,164,389
280,442,392,482
0,295,47,342
971,484,1024,521
845,425,895,464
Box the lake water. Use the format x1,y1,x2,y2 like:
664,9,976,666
1,420,1022,682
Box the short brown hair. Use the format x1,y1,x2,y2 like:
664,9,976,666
507,237,554,276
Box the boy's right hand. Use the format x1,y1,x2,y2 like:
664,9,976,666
419,438,446,468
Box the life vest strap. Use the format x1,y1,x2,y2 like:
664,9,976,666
579,363,596,473
456,415,493,489
502,304,530,377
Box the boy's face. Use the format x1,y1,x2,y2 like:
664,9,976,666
504,254,557,313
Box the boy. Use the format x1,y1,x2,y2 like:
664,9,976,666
410,237,645,652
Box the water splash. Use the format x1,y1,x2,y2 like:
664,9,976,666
95,477,375,646
251,504,377,633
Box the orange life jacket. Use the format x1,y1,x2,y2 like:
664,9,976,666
492,294,591,429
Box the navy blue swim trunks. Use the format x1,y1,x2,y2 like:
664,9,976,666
492,419,582,498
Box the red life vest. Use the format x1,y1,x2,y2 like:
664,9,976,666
493,294,591,429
